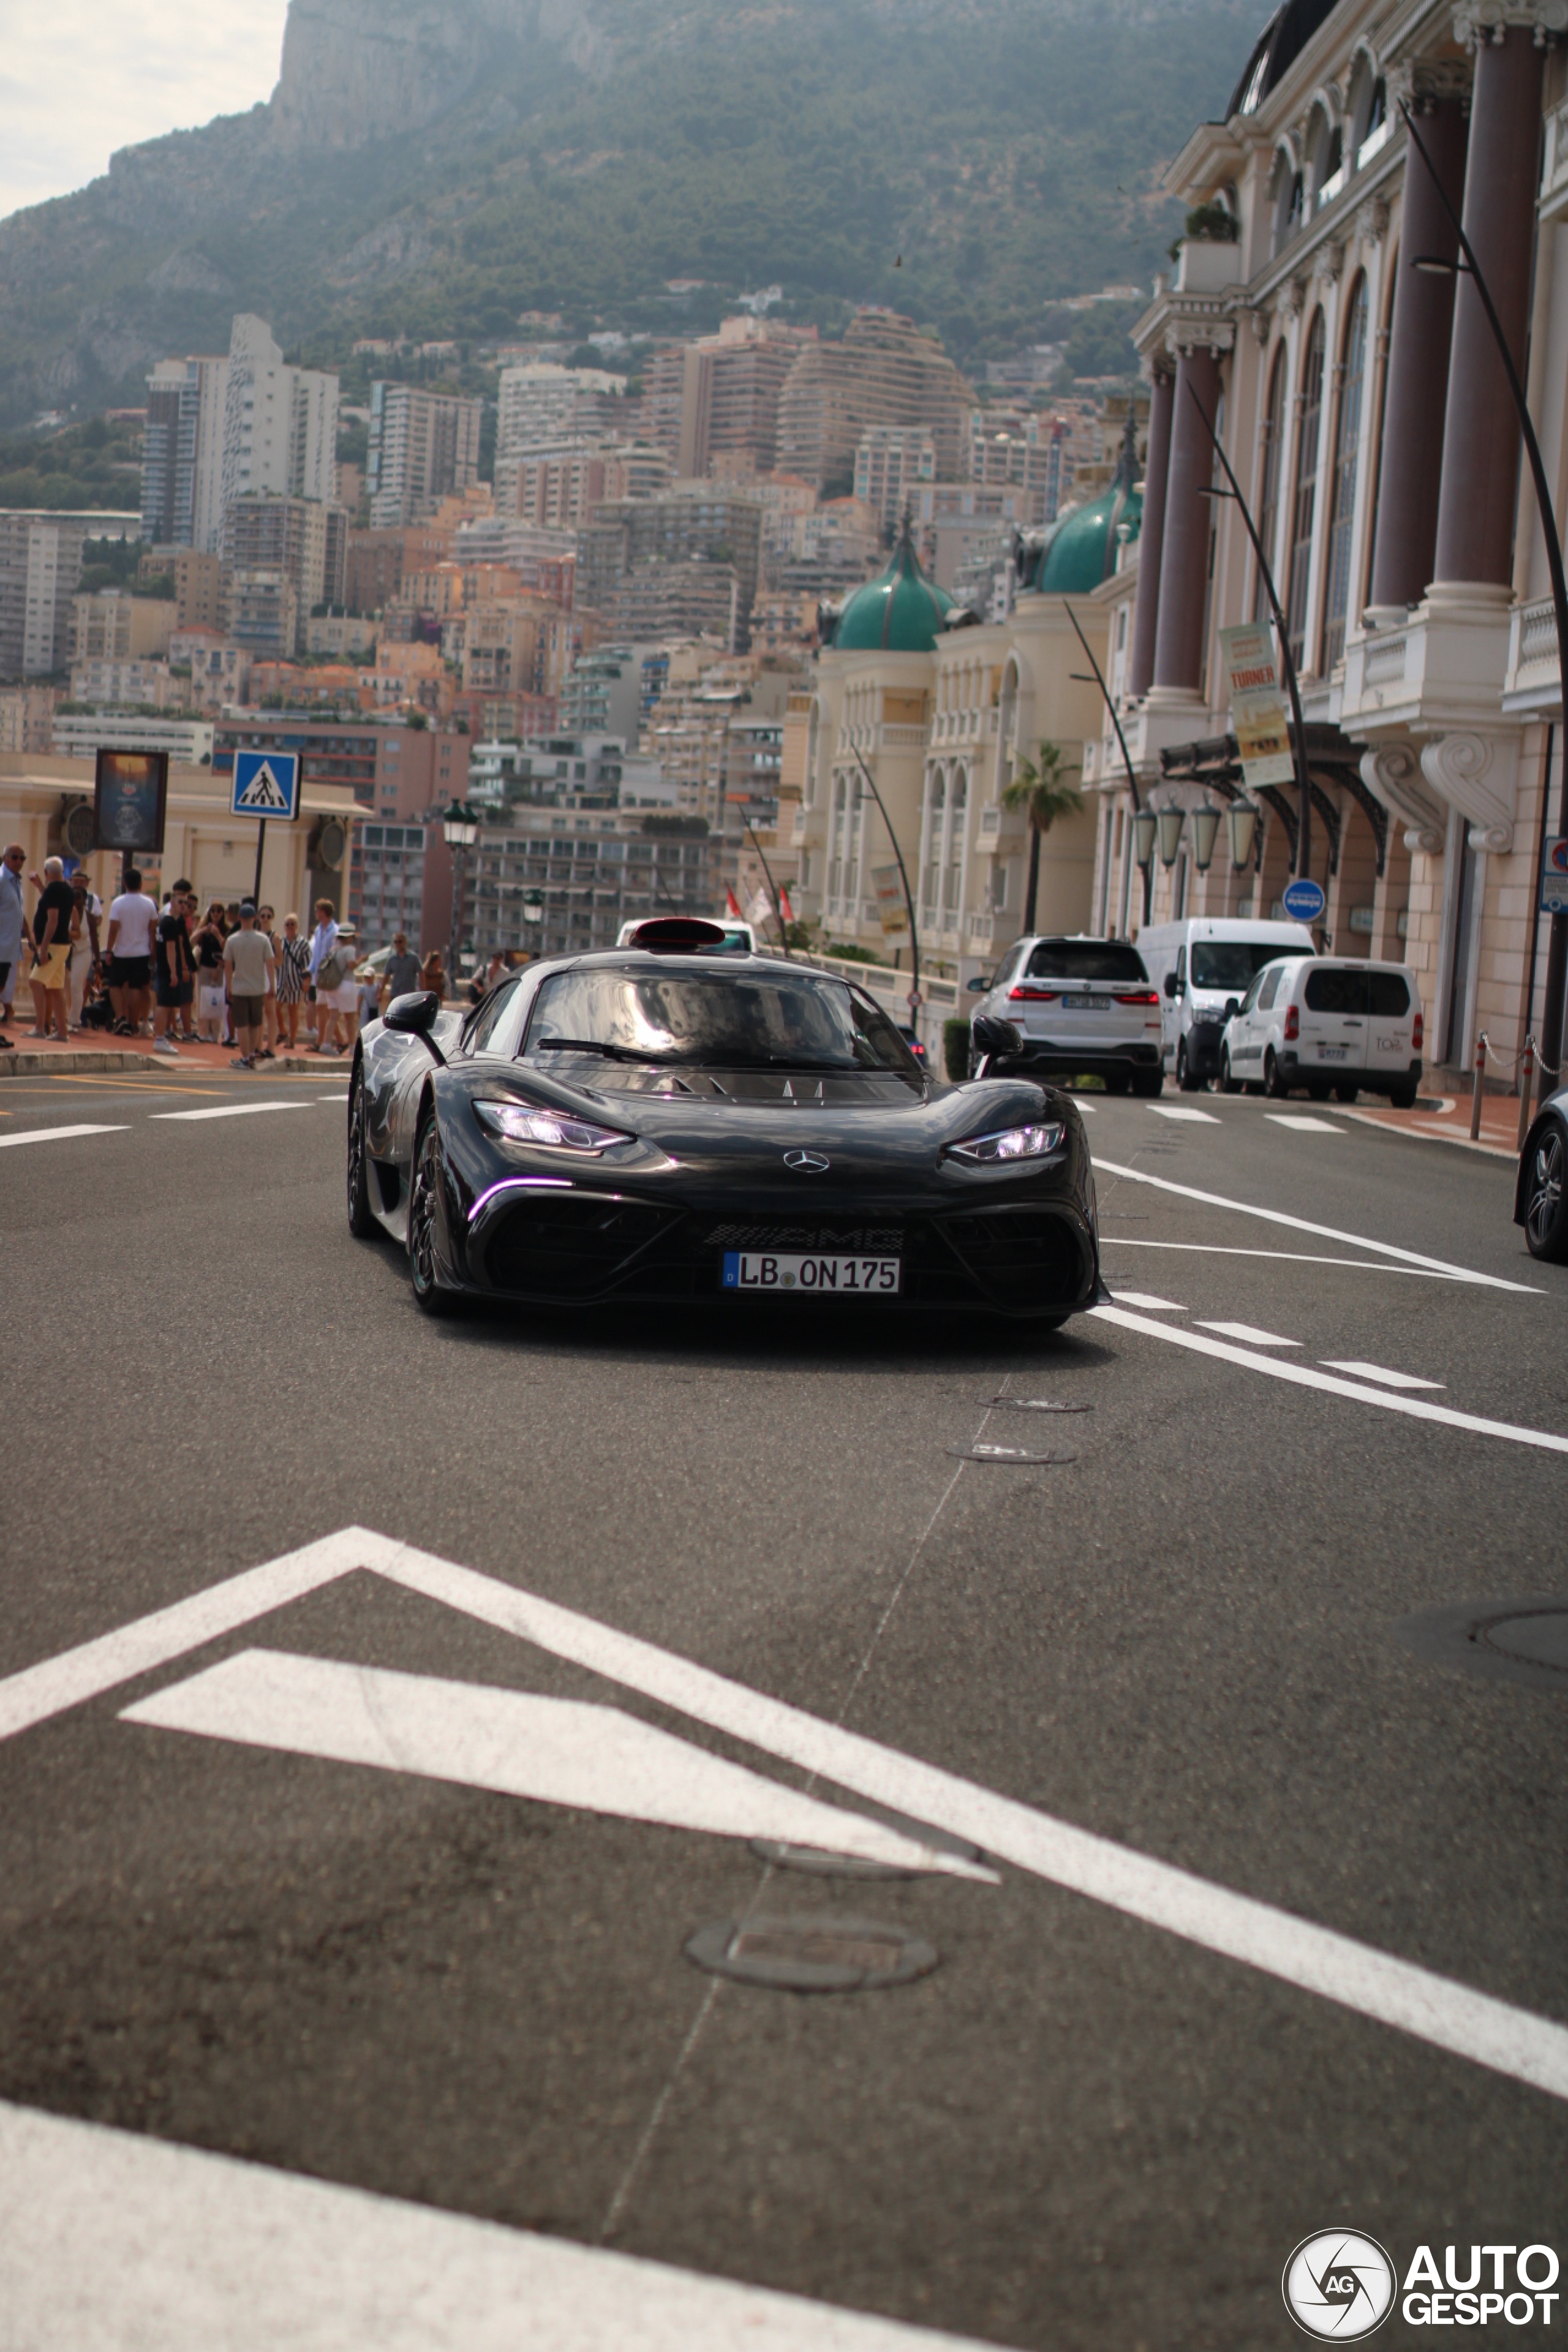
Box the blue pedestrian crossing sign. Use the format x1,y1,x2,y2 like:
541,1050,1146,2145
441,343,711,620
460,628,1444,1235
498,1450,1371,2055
231,751,301,821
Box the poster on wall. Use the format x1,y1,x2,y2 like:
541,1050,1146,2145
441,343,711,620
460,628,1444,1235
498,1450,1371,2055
92,749,169,853
1218,624,1295,791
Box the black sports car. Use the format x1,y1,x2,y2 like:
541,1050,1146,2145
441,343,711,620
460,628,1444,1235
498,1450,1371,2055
1517,1082,1568,1259
346,919,1102,1324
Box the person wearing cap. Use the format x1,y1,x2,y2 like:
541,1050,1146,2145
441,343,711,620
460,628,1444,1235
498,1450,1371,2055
222,900,276,1071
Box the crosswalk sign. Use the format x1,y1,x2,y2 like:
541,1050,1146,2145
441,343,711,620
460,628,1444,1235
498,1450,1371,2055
231,751,301,821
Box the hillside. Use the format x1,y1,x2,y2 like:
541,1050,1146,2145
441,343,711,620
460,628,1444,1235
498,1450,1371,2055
0,0,1258,428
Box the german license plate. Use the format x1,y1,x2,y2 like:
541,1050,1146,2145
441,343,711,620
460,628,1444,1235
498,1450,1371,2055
1317,1044,1349,1060
1061,995,1099,1010
722,1252,902,1295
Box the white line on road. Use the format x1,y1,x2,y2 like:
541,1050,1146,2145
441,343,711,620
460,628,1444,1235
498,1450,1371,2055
1265,1114,1344,1133
0,1123,127,1150
1098,1237,1490,1283
1107,1291,1188,1312
149,1101,317,1123
0,2097,996,2352
5,1527,1567,2106
124,1649,995,1882
1091,1303,1568,1457
1194,1320,1300,1348
1321,1360,1446,1391
1095,1159,1536,1291
1150,1105,1220,1122
318,1092,349,1102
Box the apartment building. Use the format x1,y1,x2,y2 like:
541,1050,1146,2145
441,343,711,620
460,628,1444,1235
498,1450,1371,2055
493,364,630,512
68,591,175,664
69,657,186,710
775,310,974,493
142,355,230,549
658,317,819,477
0,515,88,680
852,427,937,538
578,486,764,640
368,383,483,527
224,496,349,641
0,685,60,753
219,316,339,522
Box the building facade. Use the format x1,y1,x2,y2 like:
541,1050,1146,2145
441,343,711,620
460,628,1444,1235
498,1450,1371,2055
219,316,339,526
368,383,484,527
0,516,88,681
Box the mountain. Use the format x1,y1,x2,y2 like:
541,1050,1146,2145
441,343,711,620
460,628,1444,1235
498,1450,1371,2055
0,0,1258,428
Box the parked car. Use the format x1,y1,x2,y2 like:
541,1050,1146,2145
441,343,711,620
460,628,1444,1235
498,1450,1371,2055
1136,917,1316,1091
967,935,1164,1095
1515,1084,1568,1259
1219,956,1423,1106
898,1023,928,1065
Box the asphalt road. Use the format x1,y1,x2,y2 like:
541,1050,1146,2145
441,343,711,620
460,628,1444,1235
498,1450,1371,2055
1,1064,1564,2351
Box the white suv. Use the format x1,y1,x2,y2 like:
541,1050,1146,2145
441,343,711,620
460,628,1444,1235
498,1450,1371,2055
1221,956,1424,1107
969,935,1164,1095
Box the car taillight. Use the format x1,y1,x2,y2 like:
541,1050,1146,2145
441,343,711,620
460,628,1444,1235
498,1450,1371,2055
1412,1011,1423,1051
1114,990,1160,1005
1284,1005,1299,1041
1008,985,1057,1001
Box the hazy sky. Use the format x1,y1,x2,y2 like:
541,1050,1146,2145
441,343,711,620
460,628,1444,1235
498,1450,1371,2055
0,0,292,221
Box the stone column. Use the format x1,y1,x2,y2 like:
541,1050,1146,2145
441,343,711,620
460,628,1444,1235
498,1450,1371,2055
1367,99,1468,613
1128,367,1174,696
1152,345,1223,695
1432,26,1548,587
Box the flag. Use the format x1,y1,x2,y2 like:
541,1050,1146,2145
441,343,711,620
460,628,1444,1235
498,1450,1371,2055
779,886,795,924
747,886,773,930
725,887,743,918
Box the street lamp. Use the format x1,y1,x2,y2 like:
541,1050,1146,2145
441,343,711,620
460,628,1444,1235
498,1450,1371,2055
1132,807,1158,875
1065,598,1152,925
1227,799,1259,871
441,798,481,982
1157,804,1186,867
1191,802,1221,872
1402,101,1568,1101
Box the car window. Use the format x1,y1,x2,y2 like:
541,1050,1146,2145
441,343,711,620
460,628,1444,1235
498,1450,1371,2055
1367,971,1411,1017
1190,941,1302,992
465,976,522,1053
1304,967,1370,1014
991,945,1027,992
1025,939,1149,983
1237,969,1267,1016
521,965,916,1073
1258,966,1284,1012
1174,947,1186,991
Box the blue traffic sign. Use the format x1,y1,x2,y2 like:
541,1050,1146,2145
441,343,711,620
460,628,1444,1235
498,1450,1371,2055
1281,876,1327,922
1542,839,1568,916
231,750,301,821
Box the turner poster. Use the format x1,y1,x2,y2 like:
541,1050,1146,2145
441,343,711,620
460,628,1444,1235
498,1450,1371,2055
1218,624,1295,790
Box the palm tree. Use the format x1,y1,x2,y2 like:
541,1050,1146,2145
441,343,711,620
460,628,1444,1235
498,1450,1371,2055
1003,741,1085,934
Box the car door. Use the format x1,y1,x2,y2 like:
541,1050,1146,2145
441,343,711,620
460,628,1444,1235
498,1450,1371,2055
1299,964,1368,1072
1363,967,1416,1080
1164,945,1186,1069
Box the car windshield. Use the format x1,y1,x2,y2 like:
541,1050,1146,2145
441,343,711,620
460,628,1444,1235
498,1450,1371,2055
522,967,916,1072
1025,940,1148,982
1191,941,1302,990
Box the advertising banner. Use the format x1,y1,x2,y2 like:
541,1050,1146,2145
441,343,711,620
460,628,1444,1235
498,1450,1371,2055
92,749,168,853
1219,622,1295,790
872,864,908,935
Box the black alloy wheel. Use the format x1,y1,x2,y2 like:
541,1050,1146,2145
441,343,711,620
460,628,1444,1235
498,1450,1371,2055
1219,1049,1242,1095
407,1104,459,1313
347,1061,377,1237
1524,1123,1568,1259
1264,1050,1290,1099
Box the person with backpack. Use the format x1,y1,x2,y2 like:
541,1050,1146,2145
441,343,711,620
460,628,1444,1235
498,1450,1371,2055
307,899,344,1054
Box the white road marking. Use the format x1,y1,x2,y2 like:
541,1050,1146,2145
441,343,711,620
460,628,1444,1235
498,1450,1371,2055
123,1649,995,1882
1150,1105,1220,1123
1094,1158,1536,1292
1194,1319,1300,1348
1091,1304,1568,1458
1107,1291,1187,1312
1320,1360,1446,1391
0,1123,127,1150
4,1526,1568,2105
149,1101,315,1123
1265,1114,1344,1133
1098,1237,1486,1283
0,2098,996,2352
318,1092,350,1102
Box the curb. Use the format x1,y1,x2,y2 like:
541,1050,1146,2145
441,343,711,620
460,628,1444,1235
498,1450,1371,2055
0,1050,160,1079
1338,1104,1520,1163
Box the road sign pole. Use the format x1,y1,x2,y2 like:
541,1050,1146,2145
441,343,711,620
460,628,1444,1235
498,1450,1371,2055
252,819,266,911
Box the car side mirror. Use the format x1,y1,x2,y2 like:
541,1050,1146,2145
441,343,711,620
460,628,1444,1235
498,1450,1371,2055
1224,997,1240,1020
967,974,989,993
1163,971,1180,998
383,989,447,1064
970,1014,1022,1078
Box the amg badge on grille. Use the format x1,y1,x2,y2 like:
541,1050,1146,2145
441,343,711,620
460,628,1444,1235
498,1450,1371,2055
783,1150,831,1173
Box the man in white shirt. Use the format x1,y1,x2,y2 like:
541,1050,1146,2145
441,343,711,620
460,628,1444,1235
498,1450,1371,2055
104,867,159,1037
307,897,340,1053
222,900,277,1070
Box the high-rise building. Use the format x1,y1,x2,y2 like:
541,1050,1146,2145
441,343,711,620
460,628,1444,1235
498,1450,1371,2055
368,383,484,527
673,318,818,478
0,514,88,679
223,497,349,646
219,316,339,526
775,311,973,494
494,364,630,512
141,355,229,549
578,486,764,642
853,427,938,537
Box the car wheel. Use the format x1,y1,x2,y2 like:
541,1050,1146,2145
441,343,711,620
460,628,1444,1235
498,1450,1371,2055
1333,1082,1359,1104
1307,1082,1331,1102
407,1103,459,1314
1219,1050,1242,1095
347,1061,377,1238
1523,1122,1568,1259
1388,1083,1418,1110
1264,1050,1290,1099
1131,1068,1164,1098
1177,1042,1203,1093
1104,1071,1132,1096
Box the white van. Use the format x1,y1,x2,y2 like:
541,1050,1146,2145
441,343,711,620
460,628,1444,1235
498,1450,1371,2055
1220,956,1424,1106
1136,917,1316,1092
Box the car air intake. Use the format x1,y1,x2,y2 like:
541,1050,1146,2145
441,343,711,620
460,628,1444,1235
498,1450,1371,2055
936,1207,1089,1312
484,1194,673,1297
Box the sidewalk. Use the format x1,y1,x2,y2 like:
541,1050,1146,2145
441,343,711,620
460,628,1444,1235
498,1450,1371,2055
1343,1086,1534,1162
0,1028,351,1080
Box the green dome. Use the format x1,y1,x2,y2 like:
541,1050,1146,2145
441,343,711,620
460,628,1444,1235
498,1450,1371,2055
1035,477,1143,594
833,525,954,653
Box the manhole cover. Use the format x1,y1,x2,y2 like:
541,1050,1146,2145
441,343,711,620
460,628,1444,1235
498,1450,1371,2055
684,1915,938,1992
1395,1597,1568,1695
947,1442,1077,1464
750,1830,987,1881
987,1396,1093,1414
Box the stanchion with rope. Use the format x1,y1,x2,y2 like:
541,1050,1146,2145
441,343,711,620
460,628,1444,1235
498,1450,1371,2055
1518,1040,1537,1155
1470,1033,1488,1142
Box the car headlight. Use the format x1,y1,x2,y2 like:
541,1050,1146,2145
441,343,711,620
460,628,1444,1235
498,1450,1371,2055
474,1101,634,1153
946,1121,1065,1166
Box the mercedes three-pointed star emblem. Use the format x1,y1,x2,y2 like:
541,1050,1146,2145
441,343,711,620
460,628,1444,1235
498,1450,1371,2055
783,1150,831,1173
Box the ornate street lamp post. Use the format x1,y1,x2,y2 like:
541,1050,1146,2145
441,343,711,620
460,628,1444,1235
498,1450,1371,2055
1064,598,1152,925
1191,802,1221,872
441,799,480,989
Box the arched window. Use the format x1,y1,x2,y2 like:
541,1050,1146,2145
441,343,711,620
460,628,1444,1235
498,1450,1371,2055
1254,345,1287,623
922,772,945,913
1286,311,1327,671
1322,276,1369,671
944,772,968,920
